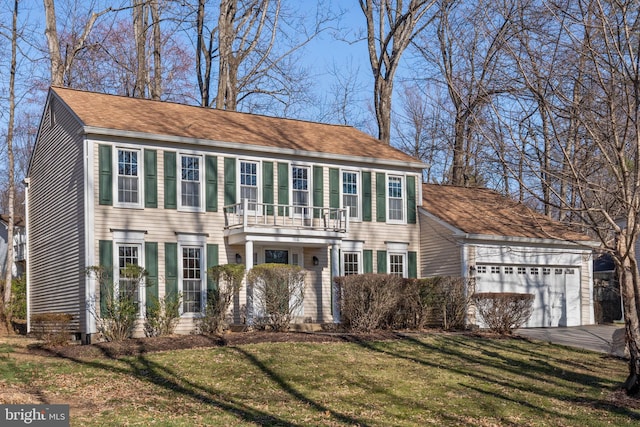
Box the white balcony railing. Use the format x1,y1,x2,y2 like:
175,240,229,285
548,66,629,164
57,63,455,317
224,199,348,233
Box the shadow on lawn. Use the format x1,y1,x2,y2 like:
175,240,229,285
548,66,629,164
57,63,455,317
38,342,369,426
347,333,640,422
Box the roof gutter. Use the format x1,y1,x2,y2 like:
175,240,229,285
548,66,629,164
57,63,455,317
455,232,601,249
81,126,427,170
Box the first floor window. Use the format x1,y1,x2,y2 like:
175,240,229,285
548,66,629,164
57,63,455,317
116,244,141,309
388,175,404,222
343,252,360,275
389,253,405,277
180,155,201,209
182,246,203,314
117,148,140,205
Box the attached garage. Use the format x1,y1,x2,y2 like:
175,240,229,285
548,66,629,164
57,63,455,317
420,184,599,328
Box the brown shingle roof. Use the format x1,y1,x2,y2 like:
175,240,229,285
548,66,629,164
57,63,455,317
51,87,421,165
421,184,593,242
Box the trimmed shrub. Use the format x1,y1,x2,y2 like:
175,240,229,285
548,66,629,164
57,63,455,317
30,313,74,346
247,263,306,332
144,292,181,337
336,274,402,332
473,292,534,334
197,264,245,334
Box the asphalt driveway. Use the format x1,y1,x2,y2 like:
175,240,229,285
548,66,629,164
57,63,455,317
516,324,623,355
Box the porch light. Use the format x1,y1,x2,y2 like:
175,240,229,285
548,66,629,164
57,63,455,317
236,253,242,264
313,256,319,266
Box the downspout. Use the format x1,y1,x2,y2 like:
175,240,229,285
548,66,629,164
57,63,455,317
23,178,30,333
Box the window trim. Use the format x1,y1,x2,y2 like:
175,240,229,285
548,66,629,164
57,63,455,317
291,163,312,218
177,233,207,317
113,146,144,209
341,169,361,222
238,159,261,214
386,174,406,224
386,241,408,278
111,230,146,318
178,153,205,212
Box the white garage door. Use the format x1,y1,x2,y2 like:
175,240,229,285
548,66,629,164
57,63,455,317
474,265,581,328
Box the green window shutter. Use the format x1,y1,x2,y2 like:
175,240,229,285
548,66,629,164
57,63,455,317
206,155,218,212
376,172,386,222
362,171,372,222
363,250,373,273
164,151,177,209
224,157,237,206
145,242,159,309
313,166,323,218
164,243,178,315
407,175,416,224
277,162,289,216
98,145,112,205
144,149,157,208
98,240,113,316
206,244,219,293
377,250,387,274
263,161,274,215
408,251,417,279
329,168,340,211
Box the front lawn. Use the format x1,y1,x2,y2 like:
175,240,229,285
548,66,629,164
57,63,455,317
1,333,638,426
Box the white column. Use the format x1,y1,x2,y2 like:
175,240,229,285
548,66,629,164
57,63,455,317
331,244,341,323
245,240,254,325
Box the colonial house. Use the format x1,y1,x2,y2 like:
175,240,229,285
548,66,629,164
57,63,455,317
26,87,424,343
419,184,599,328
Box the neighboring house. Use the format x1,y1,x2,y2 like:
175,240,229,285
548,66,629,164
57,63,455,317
0,215,26,280
26,87,424,343
419,184,599,328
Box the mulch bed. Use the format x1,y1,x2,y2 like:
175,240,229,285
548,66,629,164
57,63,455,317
27,330,410,360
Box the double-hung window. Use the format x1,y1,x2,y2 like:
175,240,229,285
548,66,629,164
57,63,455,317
117,244,141,309
117,148,141,206
181,246,204,314
292,166,310,216
342,171,359,220
388,175,404,222
343,252,360,275
179,154,203,211
240,160,258,212
389,253,405,277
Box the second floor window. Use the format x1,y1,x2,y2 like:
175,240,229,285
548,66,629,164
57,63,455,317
292,166,310,216
240,161,258,211
117,149,140,205
388,175,404,222
180,155,201,209
343,171,359,219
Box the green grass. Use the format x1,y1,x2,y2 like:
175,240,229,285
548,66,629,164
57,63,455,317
1,334,638,426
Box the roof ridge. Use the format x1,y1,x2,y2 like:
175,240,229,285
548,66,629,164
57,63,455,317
51,86,359,130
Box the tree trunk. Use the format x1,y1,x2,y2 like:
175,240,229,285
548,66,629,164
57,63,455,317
2,0,18,333
133,0,148,98
618,232,640,394
196,0,213,107
150,0,162,100
43,0,63,86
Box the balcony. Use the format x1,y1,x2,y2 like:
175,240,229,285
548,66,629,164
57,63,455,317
223,200,348,245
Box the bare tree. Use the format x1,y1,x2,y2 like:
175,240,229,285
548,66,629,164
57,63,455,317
132,0,162,99
359,0,436,144
1,0,18,331
43,0,114,87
